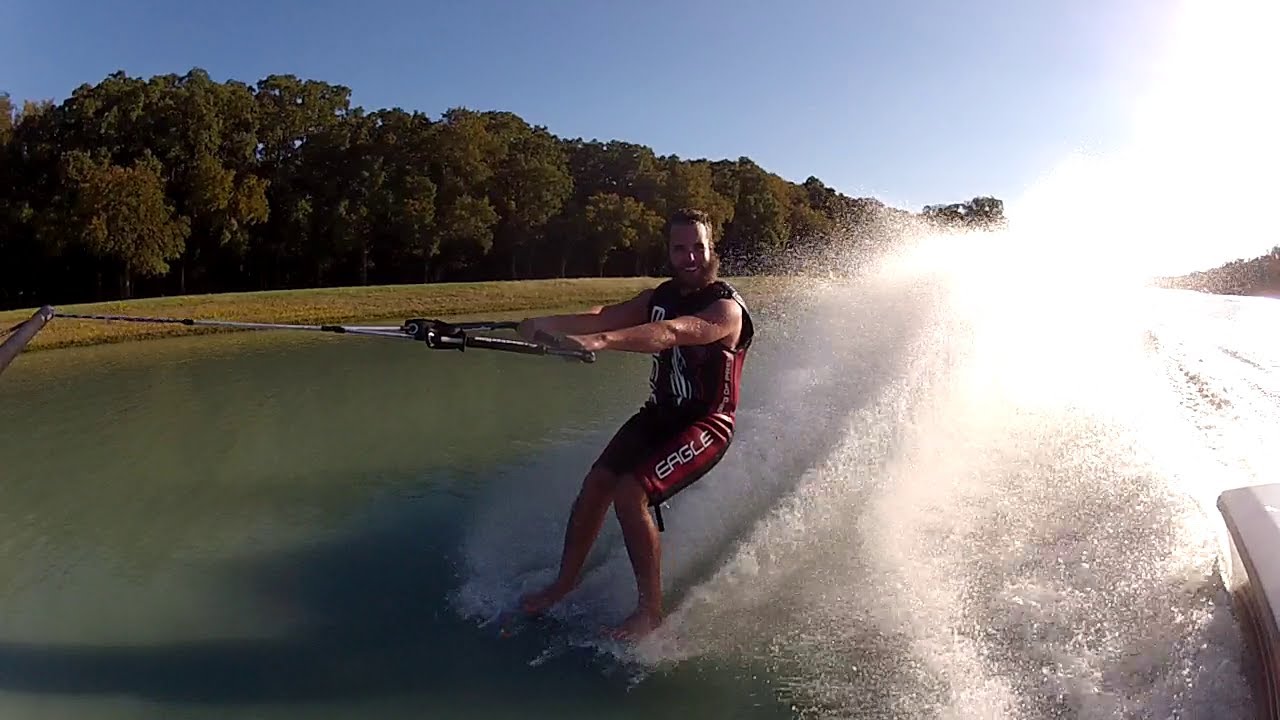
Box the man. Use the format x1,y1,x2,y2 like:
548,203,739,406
514,208,755,639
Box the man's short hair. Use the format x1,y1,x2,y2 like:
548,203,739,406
666,208,713,243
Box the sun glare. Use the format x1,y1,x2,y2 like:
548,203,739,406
1002,0,1280,284
883,0,1279,410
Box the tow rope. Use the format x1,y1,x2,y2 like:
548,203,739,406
0,309,596,366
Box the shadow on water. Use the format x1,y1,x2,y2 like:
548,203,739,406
0,489,785,717
0,496,493,704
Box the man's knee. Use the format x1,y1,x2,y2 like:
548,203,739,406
580,464,620,502
612,473,649,509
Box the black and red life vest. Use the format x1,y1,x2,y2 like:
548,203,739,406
645,279,754,419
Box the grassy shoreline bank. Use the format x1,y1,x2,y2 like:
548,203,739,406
2,276,788,352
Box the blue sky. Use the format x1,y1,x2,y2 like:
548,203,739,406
2,0,1174,211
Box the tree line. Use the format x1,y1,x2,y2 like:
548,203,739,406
0,68,1007,309
1156,247,1280,298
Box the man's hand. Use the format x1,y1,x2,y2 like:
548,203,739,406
516,317,545,342
560,333,606,352
518,321,592,353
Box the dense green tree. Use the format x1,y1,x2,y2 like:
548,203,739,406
64,151,191,298
481,112,572,279
583,192,664,276
723,159,789,262
0,93,13,144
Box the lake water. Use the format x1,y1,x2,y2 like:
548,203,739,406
0,276,1266,719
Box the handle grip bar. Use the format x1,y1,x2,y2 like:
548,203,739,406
402,319,595,363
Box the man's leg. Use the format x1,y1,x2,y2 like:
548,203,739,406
520,409,656,615
519,465,619,615
609,473,663,638
606,414,734,638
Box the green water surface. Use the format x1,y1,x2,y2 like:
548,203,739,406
0,326,792,720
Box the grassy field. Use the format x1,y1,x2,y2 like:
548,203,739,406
1,276,789,352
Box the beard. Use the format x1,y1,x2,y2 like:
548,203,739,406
671,252,720,290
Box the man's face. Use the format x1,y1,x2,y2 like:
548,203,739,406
668,222,716,288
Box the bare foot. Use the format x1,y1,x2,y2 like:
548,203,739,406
603,608,662,641
518,582,571,616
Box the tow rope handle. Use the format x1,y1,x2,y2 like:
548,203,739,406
402,319,596,363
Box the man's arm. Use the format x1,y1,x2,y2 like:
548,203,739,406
518,289,653,339
569,298,741,354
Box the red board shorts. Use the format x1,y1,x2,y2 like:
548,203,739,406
594,404,734,506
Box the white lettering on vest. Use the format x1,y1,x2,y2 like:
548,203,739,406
647,305,667,401
654,430,714,480
716,355,734,413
